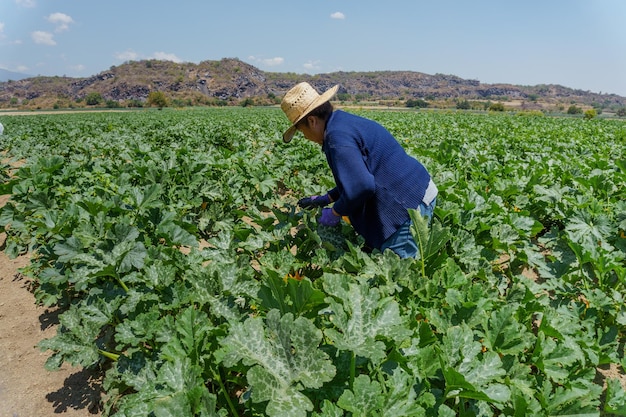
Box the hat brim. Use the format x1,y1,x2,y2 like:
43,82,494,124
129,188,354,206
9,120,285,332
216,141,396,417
282,85,339,143
282,125,298,143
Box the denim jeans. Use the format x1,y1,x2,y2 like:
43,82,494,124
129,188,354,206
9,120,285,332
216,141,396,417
380,198,436,259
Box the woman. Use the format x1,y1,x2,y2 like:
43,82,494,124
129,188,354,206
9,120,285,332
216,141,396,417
281,82,437,258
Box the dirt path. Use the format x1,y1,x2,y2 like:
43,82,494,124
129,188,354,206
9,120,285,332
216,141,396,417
0,242,102,416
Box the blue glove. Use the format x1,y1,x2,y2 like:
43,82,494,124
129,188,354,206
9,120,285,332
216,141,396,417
298,194,331,209
319,208,341,227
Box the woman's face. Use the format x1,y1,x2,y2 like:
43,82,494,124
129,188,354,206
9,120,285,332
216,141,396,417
297,116,324,145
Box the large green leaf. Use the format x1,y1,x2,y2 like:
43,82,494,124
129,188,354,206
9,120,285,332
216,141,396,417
409,210,451,277
322,273,411,364
337,375,384,414
440,324,511,404
218,309,336,417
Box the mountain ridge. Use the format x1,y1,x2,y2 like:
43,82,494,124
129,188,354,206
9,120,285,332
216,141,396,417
1,58,624,110
0,68,32,83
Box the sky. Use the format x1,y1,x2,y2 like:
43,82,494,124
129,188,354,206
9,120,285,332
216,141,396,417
1,0,626,96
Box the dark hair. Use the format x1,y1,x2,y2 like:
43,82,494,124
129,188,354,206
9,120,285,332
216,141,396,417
297,101,334,128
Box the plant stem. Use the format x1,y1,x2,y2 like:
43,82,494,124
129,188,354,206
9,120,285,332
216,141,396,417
116,275,129,292
98,349,120,361
350,351,355,390
213,368,238,417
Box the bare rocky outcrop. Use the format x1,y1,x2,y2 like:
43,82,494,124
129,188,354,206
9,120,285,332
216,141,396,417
1,57,624,108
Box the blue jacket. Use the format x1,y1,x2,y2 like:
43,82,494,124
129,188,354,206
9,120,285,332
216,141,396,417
323,110,432,249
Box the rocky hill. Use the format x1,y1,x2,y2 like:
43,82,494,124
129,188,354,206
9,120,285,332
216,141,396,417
1,58,624,110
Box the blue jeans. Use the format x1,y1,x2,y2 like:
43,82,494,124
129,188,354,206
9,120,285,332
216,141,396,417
380,198,436,259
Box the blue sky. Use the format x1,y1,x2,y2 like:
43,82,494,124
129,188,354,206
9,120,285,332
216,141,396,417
1,0,625,96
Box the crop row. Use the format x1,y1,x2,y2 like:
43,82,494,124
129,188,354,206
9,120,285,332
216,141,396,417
0,108,624,416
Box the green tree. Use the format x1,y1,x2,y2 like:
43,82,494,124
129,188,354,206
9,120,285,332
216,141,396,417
240,98,254,107
567,105,583,115
584,109,597,119
126,99,144,108
406,98,429,108
147,91,168,109
85,92,103,106
489,102,505,112
616,107,626,117
336,93,351,102
456,99,470,110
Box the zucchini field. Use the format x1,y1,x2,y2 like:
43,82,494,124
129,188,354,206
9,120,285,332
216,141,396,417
0,108,625,416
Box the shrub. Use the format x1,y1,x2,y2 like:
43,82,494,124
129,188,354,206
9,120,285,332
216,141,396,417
126,99,144,108
85,92,103,106
147,91,168,108
584,109,597,119
456,99,470,110
406,98,429,108
106,100,122,108
567,105,583,115
517,110,544,117
240,98,254,107
489,102,505,112
336,93,352,102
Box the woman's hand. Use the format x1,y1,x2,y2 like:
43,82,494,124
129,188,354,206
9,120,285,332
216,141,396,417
298,194,331,209
319,208,341,226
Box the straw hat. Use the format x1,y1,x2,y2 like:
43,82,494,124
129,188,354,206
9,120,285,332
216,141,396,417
281,82,338,143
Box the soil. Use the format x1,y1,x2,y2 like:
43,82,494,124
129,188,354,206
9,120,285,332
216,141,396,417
0,243,103,417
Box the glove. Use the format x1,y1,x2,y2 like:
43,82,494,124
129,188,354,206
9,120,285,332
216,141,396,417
319,208,341,227
298,194,331,209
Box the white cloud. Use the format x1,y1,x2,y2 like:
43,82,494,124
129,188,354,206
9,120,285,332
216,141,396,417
16,65,29,72
115,49,139,61
31,31,55,45
303,60,321,71
16,0,36,8
69,64,85,72
0,22,5,40
330,12,345,20
262,57,284,66
47,13,74,32
248,55,284,67
114,50,182,63
151,52,182,63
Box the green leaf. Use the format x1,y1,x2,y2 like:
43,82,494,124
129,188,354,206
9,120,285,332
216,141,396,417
54,236,83,262
219,309,335,417
440,325,510,403
152,359,218,417
132,183,162,210
533,331,582,383
157,221,198,247
323,274,411,364
116,240,147,273
604,378,626,415
258,271,326,318
158,307,215,366
312,400,345,417
380,368,426,416
565,211,613,249
409,210,451,277
337,375,384,414
479,303,535,356
247,366,314,417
